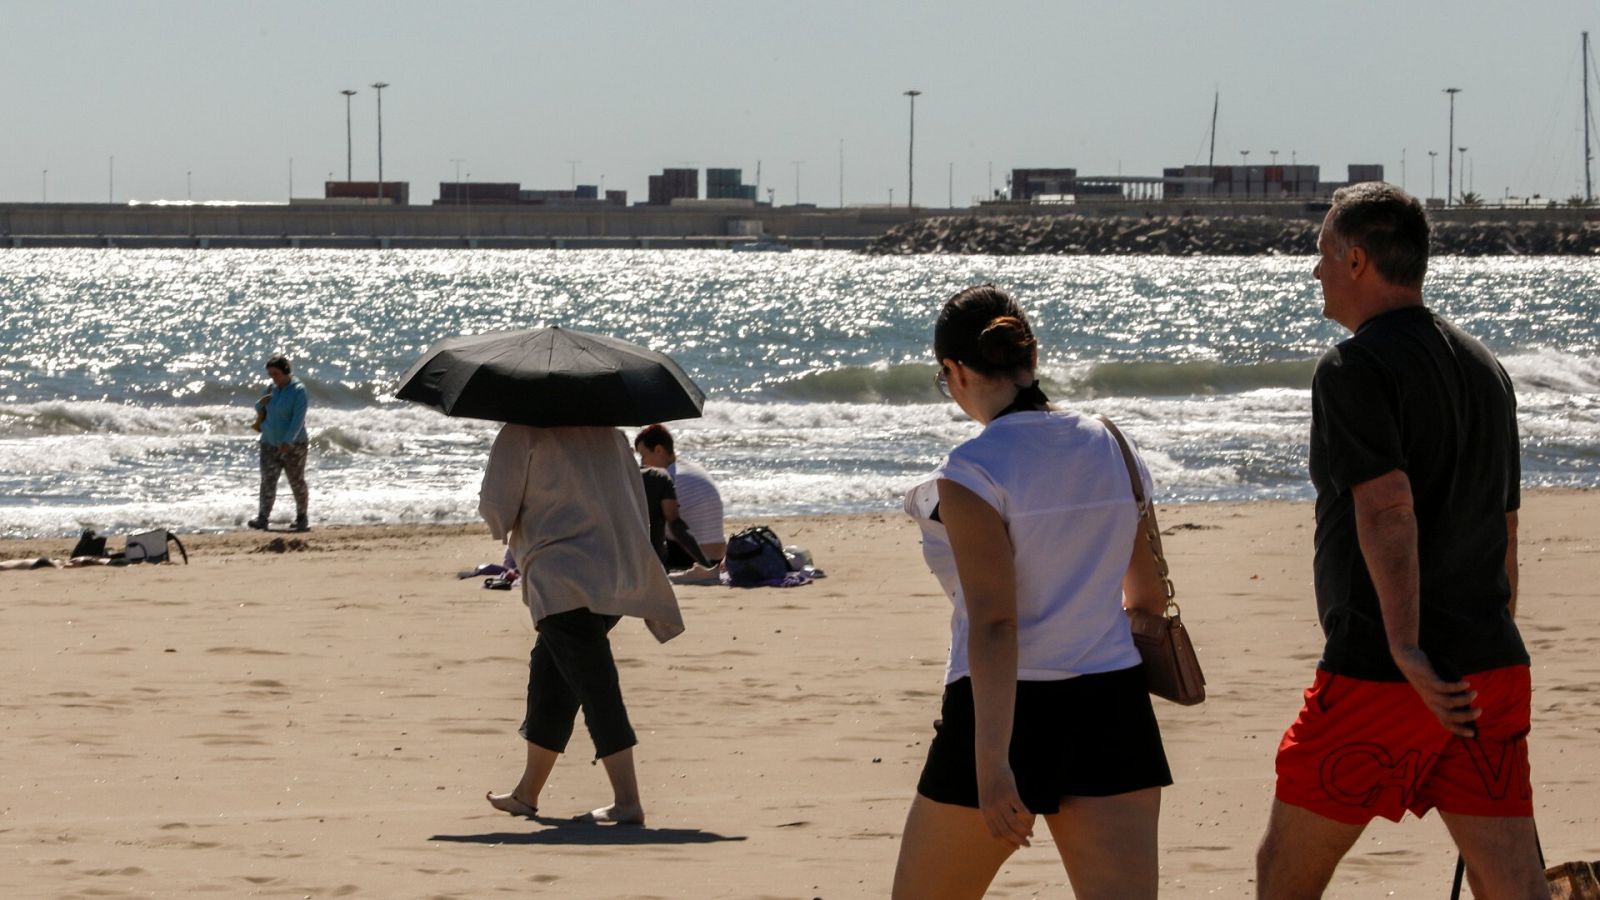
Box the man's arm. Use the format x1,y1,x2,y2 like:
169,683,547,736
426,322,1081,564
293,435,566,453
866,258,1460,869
1505,510,1519,619
1352,469,1479,737
662,498,711,568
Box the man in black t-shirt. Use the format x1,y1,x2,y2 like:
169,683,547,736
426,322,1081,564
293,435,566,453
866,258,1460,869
1255,184,1544,899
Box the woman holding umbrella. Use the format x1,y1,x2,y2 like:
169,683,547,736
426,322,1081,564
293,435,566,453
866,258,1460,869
396,326,700,825
478,422,683,824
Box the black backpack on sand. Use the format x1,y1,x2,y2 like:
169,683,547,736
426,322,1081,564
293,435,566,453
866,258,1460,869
724,526,789,586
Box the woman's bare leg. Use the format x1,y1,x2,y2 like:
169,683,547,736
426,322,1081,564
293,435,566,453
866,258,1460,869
891,794,1027,900
487,741,559,816
1042,788,1161,900
584,746,645,825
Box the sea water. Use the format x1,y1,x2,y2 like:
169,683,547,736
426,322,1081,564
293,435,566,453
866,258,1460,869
2,249,1597,538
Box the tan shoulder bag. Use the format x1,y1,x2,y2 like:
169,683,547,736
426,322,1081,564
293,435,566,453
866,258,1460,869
1097,416,1207,706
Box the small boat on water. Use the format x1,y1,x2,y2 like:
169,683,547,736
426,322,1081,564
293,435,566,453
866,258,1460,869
730,238,792,253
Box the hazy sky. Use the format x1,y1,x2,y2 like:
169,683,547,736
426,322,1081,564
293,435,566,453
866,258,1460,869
7,0,1600,206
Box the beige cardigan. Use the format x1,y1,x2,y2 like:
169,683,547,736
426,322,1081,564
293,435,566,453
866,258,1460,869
478,424,684,643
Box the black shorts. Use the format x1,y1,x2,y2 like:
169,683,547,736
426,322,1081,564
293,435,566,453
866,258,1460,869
916,666,1173,815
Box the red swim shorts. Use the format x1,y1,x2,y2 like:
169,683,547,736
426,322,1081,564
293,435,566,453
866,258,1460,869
1274,665,1533,824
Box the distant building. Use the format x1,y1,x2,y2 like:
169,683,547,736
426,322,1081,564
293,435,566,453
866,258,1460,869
648,169,699,205
706,168,759,201
325,181,410,205
1164,164,1385,199
431,182,625,206
1010,168,1077,201
437,182,521,205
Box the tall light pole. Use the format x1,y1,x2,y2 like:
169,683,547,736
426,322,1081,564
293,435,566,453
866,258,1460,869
1429,150,1438,199
1269,149,1279,165
1458,146,1468,200
1240,150,1250,196
567,160,579,189
903,89,921,208
371,81,390,201
792,160,802,205
186,170,192,201
1400,148,1407,190
41,169,46,203
1587,32,1595,203
340,89,357,182
450,158,464,200
1444,87,1461,207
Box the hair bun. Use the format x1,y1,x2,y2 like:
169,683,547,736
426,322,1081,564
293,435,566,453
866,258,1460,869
977,316,1035,368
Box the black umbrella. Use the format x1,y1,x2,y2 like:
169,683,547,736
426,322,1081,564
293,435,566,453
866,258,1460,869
394,326,705,427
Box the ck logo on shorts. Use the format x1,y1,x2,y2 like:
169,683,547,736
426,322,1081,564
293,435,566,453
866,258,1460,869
1317,734,1531,808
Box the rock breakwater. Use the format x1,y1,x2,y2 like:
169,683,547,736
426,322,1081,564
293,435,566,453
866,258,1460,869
862,215,1600,256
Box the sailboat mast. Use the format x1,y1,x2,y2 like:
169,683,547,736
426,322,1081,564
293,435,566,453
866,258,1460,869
1574,32,1587,203
1208,91,1219,171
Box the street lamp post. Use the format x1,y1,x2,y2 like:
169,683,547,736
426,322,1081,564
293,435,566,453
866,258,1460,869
340,89,357,182
1428,150,1438,199
1444,87,1461,207
186,170,192,201
1458,147,1468,200
1240,150,1250,196
792,161,802,205
371,81,390,201
1270,149,1279,165
903,89,922,208
450,158,464,202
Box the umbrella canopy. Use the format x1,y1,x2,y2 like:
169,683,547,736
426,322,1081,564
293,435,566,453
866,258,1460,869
394,326,705,427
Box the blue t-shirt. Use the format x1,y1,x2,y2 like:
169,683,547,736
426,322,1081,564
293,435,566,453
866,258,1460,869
258,379,309,446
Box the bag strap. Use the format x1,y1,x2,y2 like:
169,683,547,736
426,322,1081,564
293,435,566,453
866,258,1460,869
1096,415,1177,616
166,531,189,565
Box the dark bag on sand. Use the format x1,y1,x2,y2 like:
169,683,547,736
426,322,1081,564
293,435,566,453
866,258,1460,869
724,526,789,586
1098,416,1207,706
125,529,189,565
71,529,108,558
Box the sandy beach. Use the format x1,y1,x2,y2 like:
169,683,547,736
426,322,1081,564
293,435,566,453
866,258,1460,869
2,492,1597,898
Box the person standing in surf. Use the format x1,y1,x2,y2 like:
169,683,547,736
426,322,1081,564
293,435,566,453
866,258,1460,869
249,355,310,532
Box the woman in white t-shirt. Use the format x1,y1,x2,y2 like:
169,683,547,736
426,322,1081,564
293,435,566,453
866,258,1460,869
892,285,1172,899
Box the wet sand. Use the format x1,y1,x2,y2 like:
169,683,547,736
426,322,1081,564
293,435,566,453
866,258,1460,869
1,493,1596,897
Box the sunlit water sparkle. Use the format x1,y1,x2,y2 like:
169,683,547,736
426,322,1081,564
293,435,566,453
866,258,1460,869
2,249,1597,537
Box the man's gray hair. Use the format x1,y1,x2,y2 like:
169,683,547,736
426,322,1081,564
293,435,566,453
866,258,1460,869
1327,182,1430,288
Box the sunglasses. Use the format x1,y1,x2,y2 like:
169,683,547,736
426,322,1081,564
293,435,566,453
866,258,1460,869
934,363,953,400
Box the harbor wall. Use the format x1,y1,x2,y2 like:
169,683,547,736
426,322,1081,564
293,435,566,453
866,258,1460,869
4,201,1599,250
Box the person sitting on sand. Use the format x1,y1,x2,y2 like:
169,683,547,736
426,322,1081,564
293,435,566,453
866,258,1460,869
478,424,684,826
893,285,1172,899
638,463,712,571
634,424,726,570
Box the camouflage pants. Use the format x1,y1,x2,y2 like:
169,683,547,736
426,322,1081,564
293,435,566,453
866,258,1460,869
258,442,309,520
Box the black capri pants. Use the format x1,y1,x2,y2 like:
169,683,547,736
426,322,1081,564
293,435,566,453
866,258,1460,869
520,607,637,759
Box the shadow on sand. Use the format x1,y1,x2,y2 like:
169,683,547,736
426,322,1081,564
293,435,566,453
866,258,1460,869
431,818,747,847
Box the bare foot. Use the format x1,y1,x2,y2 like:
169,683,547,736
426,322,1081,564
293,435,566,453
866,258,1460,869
668,564,721,586
575,803,645,826
485,790,539,818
